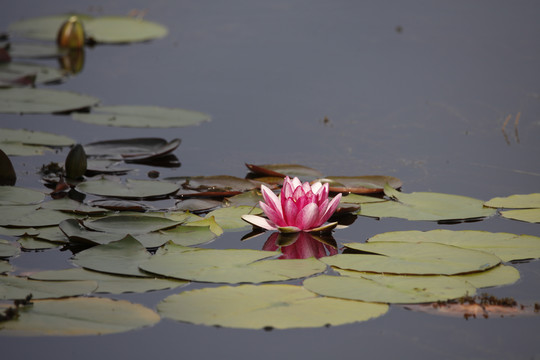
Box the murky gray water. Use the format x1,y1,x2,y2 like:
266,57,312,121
1,1,540,359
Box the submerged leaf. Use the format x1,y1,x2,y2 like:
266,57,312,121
0,297,160,336
72,105,210,128
158,284,388,329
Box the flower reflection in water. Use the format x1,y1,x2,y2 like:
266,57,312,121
262,231,338,259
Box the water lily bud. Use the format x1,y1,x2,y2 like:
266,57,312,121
65,144,87,180
57,16,85,49
0,149,16,185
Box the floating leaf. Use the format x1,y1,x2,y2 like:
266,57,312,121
303,273,476,304
0,186,44,205
17,236,60,250
174,198,222,212
72,105,210,128
75,178,179,199
33,226,68,243
60,219,125,245
484,193,540,209
368,230,540,262
499,209,540,223
141,243,325,283
40,198,108,215
158,284,388,329
179,175,261,192
324,242,500,275
320,176,403,194
82,215,181,234
0,205,77,227
0,88,98,114
225,190,263,207
0,240,20,258
0,142,51,156
339,193,387,205
84,138,181,161
0,226,38,237
0,260,11,274
0,297,160,336
71,236,152,277
30,268,187,294
89,198,147,212
86,160,133,176
0,276,97,299
0,62,66,85
205,206,263,231
357,184,496,222
0,128,74,147
6,43,67,58
452,265,520,288
245,163,323,180
9,14,167,44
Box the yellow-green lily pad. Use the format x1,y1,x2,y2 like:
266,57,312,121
75,178,179,199
0,186,45,205
0,88,99,114
0,276,97,300
158,284,388,329
484,193,540,209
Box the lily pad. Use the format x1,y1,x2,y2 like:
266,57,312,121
0,297,160,336
0,62,66,85
158,284,388,329
82,215,181,234
225,190,264,207
324,242,501,275
0,186,44,205
72,105,210,128
180,175,260,192
84,138,181,160
72,236,152,277
0,142,51,156
0,88,99,114
339,193,387,205
18,236,61,250
0,239,20,258
60,219,125,245
319,176,403,194
368,230,540,262
0,226,38,237
140,243,325,283
452,265,520,288
175,198,222,212
205,206,263,231
6,43,68,58
30,268,187,294
484,193,540,209
40,198,108,215
499,209,540,223
0,128,75,147
0,260,11,274
9,14,167,44
0,205,77,227
0,276,97,299
76,178,179,199
303,273,477,304
357,184,496,222
245,163,323,180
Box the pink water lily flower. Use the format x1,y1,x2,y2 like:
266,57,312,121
242,176,342,232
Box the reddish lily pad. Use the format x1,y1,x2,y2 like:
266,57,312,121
245,163,323,180
319,176,403,194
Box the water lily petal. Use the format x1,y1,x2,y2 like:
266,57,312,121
293,185,306,202
241,214,277,231
296,203,320,230
291,177,302,189
311,182,323,195
261,185,282,216
260,201,286,227
318,193,342,224
283,197,298,226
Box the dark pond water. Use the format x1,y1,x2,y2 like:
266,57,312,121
2,1,540,359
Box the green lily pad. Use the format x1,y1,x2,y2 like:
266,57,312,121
75,178,179,199
0,143,51,156
33,226,68,243
30,268,187,294
0,240,20,258
368,230,540,262
0,226,38,237
140,243,325,283
303,273,476,304
339,193,387,205
0,276,97,300
324,242,501,275
0,128,75,147
357,184,496,222
0,62,66,85
484,193,540,209
180,175,260,192
72,105,210,128
205,206,263,231
60,219,125,245
499,209,540,223
6,43,67,58
0,186,44,205
225,190,264,207
0,297,160,336
158,284,388,329
40,198,108,215
156,223,219,246
0,88,99,114
0,205,78,227
245,163,324,181
71,236,152,277
0,260,11,274
17,236,61,250
9,14,167,44
174,198,222,212
452,265,520,288
82,215,181,234
84,138,181,161
320,175,403,194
